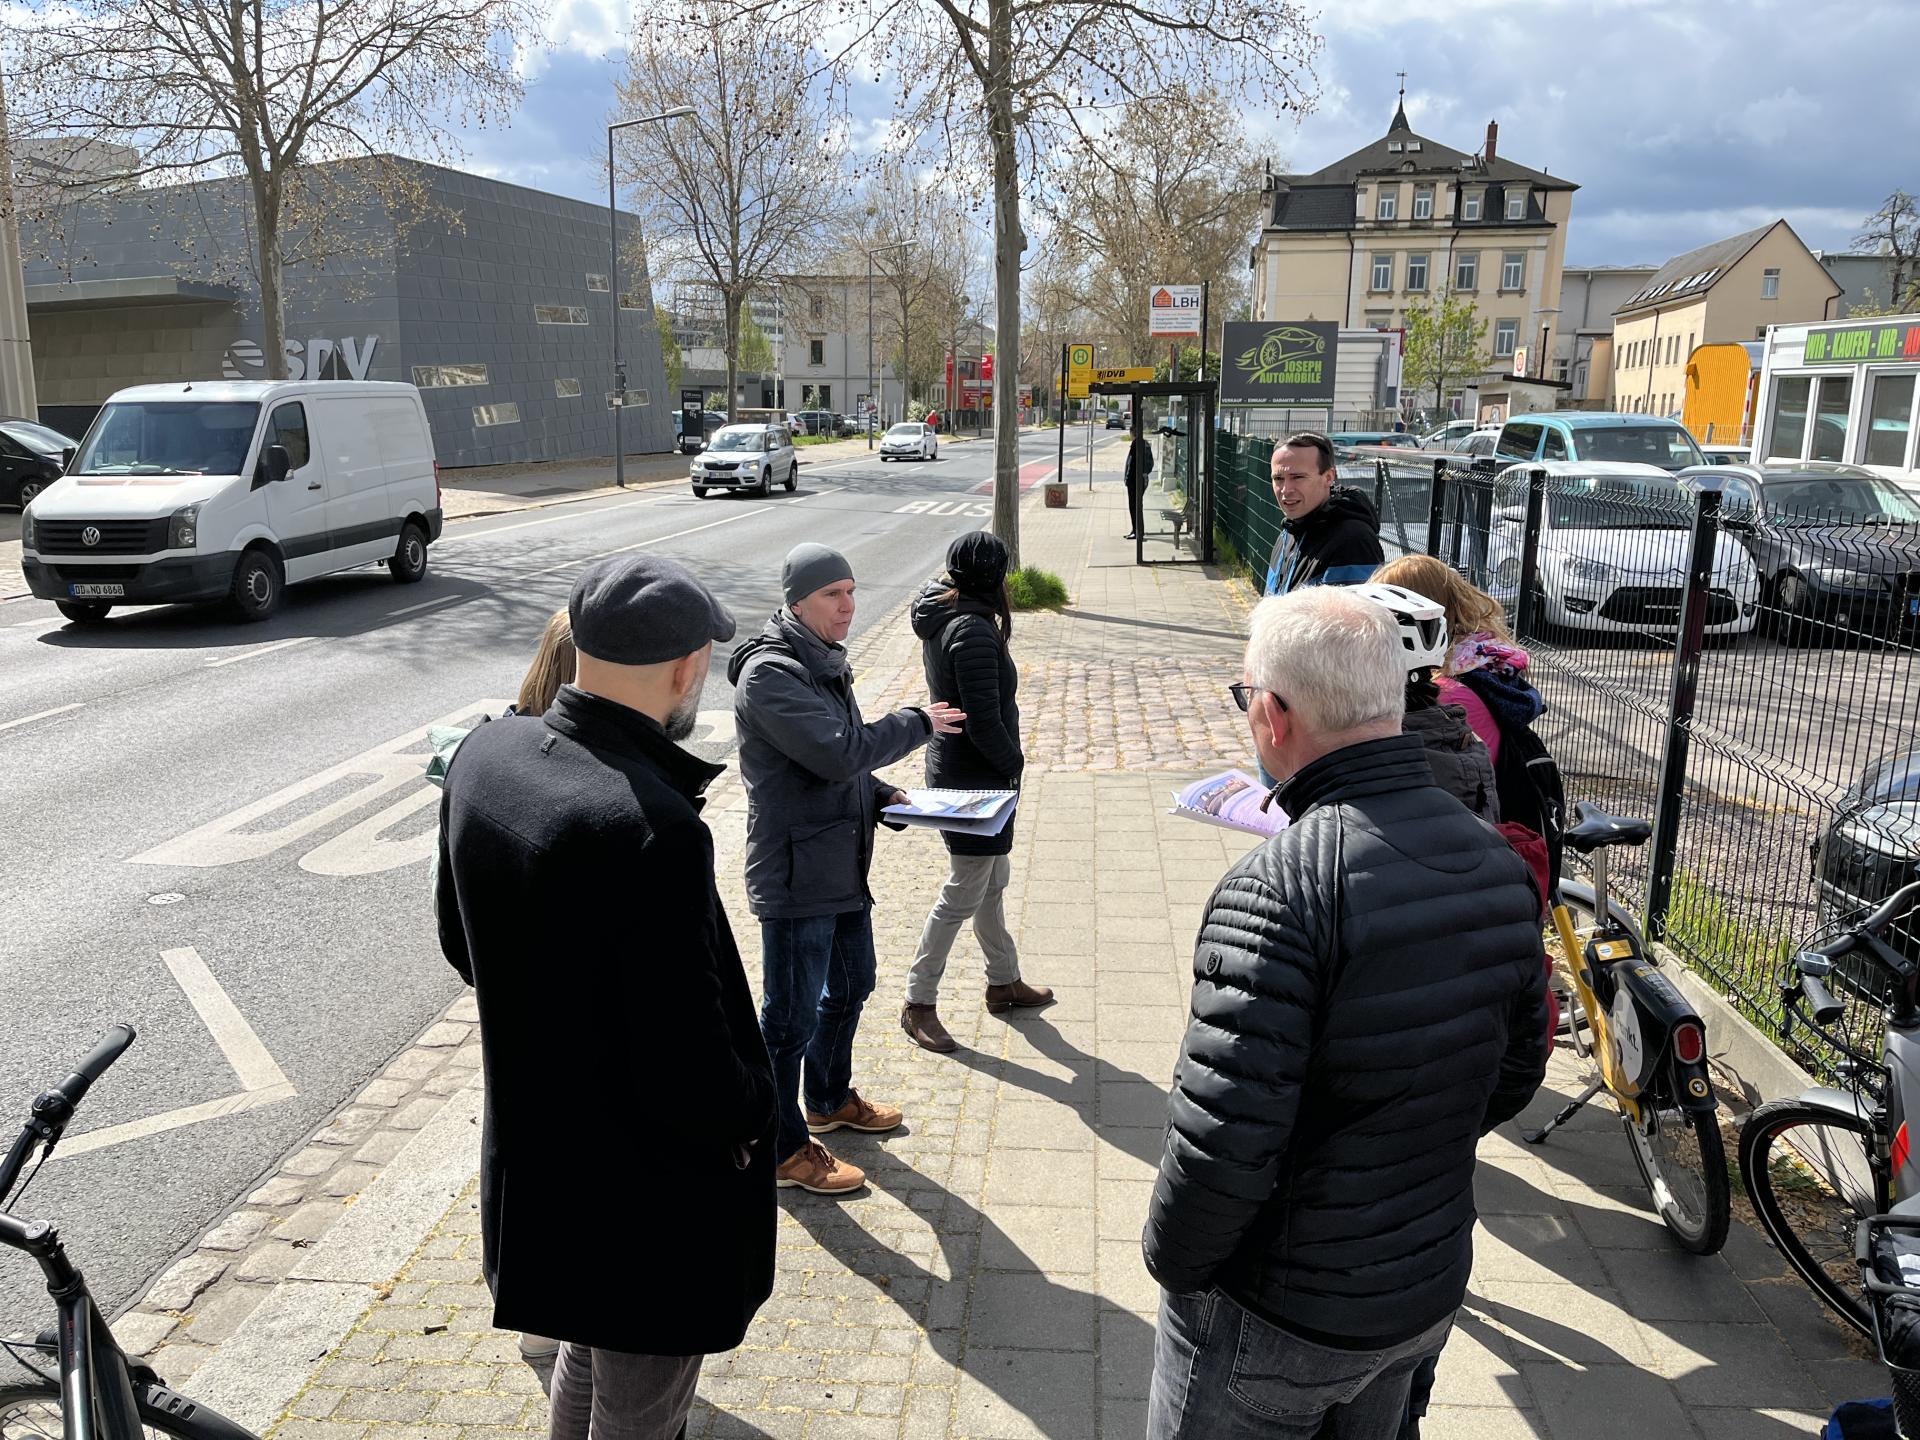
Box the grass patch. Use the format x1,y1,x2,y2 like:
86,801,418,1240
1007,567,1069,610
793,434,838,446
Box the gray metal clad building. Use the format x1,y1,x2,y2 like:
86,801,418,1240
20,157,672,466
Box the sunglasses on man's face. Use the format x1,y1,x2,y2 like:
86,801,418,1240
1228,683,1287,714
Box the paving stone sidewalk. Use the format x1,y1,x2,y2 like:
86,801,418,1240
136,462,1885,1440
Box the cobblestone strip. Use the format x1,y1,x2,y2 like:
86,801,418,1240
113,998,487,1386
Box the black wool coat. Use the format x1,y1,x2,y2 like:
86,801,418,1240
435,686,776,1356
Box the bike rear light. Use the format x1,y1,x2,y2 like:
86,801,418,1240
1895,1122,1911,1175
1672,1021,1705,1066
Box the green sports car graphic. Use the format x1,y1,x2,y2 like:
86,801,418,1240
1237,326,1328,382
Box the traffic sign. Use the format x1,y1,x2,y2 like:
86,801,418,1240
1093,366,1154,384
1066,342,1094,398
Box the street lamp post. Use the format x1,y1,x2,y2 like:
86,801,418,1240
608,105,694,489
865,240,915,449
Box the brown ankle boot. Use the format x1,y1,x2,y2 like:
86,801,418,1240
986,980,1055,1013
901,1002,957,1053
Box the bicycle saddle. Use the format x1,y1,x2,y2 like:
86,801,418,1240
1563,802,1652,853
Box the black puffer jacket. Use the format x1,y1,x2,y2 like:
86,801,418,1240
1263,487,1384,594
1144,735,1549,1346
910,578,1022,856
1404,685,1499,822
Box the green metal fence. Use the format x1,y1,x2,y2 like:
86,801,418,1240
1214,432,1284,586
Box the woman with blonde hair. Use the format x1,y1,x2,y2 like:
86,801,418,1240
1372,553,1541,761
516,608,577,715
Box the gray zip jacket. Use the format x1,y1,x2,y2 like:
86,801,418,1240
728,608,931,919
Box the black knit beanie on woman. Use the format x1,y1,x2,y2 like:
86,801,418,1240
947,531,1010,597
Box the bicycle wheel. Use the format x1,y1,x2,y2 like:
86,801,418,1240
1624,1099,1731,1254
1738,1098,1883,1336
0,1379,248,1440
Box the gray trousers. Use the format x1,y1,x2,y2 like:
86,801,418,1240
548,1341,701,1440
907,853,1020,1005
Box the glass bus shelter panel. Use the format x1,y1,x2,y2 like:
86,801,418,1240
1137,395,1204,565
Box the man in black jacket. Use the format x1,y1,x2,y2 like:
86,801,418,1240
1263,432,1384,595
729,543,964,1196
1145,586,1550,1440
437,554,773,1440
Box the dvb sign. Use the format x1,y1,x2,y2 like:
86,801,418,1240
223,335,381,381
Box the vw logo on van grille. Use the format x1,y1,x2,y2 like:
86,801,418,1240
81,526,101,548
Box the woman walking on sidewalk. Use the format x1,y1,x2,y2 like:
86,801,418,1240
902,533,1052,1051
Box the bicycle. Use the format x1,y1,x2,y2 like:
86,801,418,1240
1523,801,1731,1254
1738,878,1920,1337
0,1024,259,1440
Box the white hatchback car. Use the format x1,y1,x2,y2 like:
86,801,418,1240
1484,461,1761,636
879,422,938,461
690,424,796,497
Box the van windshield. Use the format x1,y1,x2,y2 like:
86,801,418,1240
1571,424,1704,472
76,401,261,476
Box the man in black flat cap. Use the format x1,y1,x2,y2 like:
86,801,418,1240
729,541,964,1197
436,554,774,1440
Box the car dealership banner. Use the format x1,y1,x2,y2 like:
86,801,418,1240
1219,321,1339,406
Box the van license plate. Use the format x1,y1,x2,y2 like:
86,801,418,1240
70,583,124,599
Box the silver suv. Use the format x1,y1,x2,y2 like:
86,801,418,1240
690,424,797,497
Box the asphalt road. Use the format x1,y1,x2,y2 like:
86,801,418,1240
0,427,1084,1338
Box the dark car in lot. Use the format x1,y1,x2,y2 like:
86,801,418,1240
1812,750,1920,995
0,417,77,509
674,409,728,454
1696,461,1920,645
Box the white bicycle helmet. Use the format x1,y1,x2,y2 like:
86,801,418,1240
1352,581,1449,677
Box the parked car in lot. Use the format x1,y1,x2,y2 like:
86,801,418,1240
1334,431,1422,453
1811,750,1920,988
20,380,441,625
1700,444,1750,465
1689,461,1920,646
1419,419,1477,449
1493,412,1706,472
0,416,77,509
879,422,938,461
1449,427,1501,458
689,423,796,496
791,410,842,438
1484,461,1761,637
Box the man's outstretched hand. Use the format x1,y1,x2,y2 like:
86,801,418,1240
924,702,966,735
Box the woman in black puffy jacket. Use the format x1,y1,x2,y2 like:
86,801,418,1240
900,532,1053,1052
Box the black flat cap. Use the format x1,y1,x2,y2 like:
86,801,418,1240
569,554,736,665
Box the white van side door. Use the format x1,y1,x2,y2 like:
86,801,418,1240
258,401,333,583
305,396,397,571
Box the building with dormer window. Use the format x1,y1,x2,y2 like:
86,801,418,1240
1250,100,1579,412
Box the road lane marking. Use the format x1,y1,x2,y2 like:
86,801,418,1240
57,946,296,1159
519,505,781,580
0,701,84,733
385,596,460,619
131,698,509,870
205,636,315,669
443,492,664,543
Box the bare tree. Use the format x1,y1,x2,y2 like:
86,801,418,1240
1852,190,1920,314
729,0,1319,566
5,0,542,378
1045,87,1267,367
618,0,842,420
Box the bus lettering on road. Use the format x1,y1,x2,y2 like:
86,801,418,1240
895,500,993,517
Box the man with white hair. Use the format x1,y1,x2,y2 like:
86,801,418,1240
1144,587,1550,1440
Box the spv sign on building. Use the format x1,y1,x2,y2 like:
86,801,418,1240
223,336,381,381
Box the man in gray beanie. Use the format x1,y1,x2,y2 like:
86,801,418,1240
728,542,964,1195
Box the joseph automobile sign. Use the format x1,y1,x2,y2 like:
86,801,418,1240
1220,321,1339,407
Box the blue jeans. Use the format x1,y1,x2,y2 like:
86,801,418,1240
1147,1288,1452,1440
759,907,877,1161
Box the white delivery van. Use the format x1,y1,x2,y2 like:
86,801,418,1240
20,380,443,624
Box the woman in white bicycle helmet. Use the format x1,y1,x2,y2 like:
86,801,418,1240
1353,582,1499,821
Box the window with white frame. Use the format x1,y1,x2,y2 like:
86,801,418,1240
534,305,588,325
412,364,488,388
1455,252,1478,290
1505,189,1527,220
473,402,521,427
1494,319,1518,356
1462,190,1482,221
1553,357,1570,383
1413,185,1433,220
1377,187,1398,221
1500,252,1524,290
1762,268,1781,299
1406,253,1429,291
808,339,824,366
1364,309,1393,329
1371,253,1394,290
585,274,609,292
554,378,582,398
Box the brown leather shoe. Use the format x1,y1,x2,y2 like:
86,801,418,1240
986,979,1055,1013
775,1141,866,1195
901,1002,958,1053
805,1089,904,1135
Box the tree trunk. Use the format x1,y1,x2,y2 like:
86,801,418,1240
985,0,1023,570
723,287,742,422
255,176,288,381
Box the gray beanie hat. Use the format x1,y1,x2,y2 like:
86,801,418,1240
783,542,854,605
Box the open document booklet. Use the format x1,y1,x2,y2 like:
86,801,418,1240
1169,770,1289,837
881,788,1019,837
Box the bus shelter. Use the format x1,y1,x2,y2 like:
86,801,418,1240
1090,379,1218,565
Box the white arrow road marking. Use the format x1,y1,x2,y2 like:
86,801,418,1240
58,946,295,1158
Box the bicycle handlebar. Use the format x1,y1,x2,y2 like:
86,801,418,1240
53,1023,136,1108
1859,881,1920,944
1800,971,1845,1026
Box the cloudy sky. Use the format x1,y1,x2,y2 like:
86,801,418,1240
473,0,1916,273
